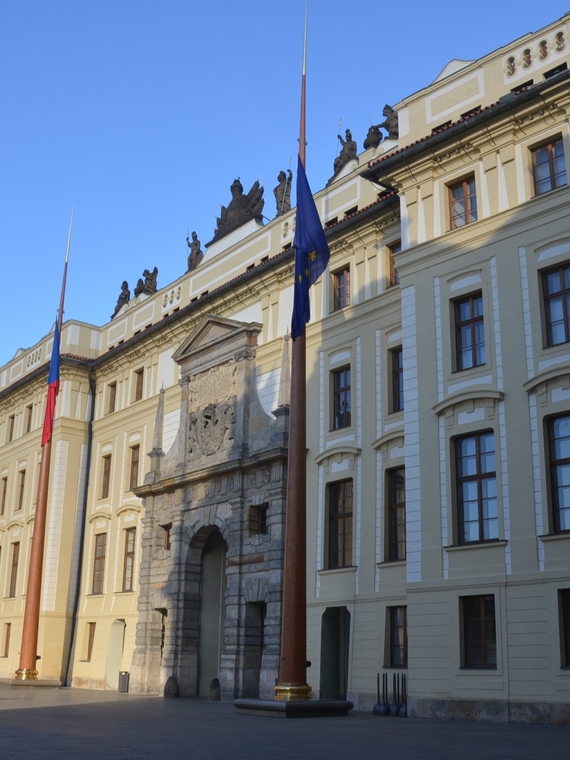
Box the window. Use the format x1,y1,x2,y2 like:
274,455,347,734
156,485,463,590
548,415,570,533
333,267,350,310
108,382,117,414
532,137,567,195
92,534,106,594
25,405,33,434
134,369,144,402
249,504,268,536
7,415,14,443
456,431,498,544
454,293,485,370
327,480,353,569
449,175,477,229
162,523,172,551
560,590,570,667
2,623,11,658
389,241,401,287
543,263,570,346
462,594,496,668
129,445,140,491
0,478,7,517
122,528,136,592
387,467,406,561
101,455,112,499
390,347,404,413
9,543,19,597
388,606,408,667
82,622,96,661
16,470,26,511
332,366,351,430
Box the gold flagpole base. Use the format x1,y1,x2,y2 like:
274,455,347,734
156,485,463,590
274,682,312,701
15,668,39,681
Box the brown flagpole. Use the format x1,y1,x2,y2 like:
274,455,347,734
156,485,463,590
275,10,311,701
16,207,73,680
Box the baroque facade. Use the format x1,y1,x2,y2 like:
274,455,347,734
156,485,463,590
0,13,569,721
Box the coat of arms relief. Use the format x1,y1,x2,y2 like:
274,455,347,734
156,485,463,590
188,361,237,457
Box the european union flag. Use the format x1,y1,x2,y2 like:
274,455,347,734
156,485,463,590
41,319,61,446
291,155,330,339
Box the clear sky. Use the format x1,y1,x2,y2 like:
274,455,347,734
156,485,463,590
1,1,568,367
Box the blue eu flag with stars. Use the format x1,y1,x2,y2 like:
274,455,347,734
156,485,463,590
291,155,330,339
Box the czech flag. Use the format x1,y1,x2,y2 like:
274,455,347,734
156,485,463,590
41,321,60,446
291,155,330,339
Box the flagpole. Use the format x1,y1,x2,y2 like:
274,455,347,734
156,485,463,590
275,8,311,701
16,207,73,681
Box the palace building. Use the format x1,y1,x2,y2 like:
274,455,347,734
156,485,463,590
0,13,569,721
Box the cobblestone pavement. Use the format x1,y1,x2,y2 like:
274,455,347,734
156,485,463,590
0,687,569,759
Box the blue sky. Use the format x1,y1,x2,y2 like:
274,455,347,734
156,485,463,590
1,1,568,367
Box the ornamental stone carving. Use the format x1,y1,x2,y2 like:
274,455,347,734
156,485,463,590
188,401,236,456
189,361,237,408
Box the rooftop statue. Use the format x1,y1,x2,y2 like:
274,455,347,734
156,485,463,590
328,129,358,185
111,281,130,320
376,105,399,140
211,178,264,243
134,266,158,297
363,124,382,151
186,231,203,272
274,169,292,217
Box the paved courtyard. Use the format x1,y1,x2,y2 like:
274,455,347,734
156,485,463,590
0,687,569,759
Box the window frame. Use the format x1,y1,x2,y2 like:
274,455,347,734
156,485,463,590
387,467,406,562
448,175,478,229
531,136,567,196
249,504,269,536
129,445,140,491
134,368,144,402
461,594,497,669
7,415,15,443
122,527,136,592
0,477,7,517
455,430,498,545
16,470,26,512
332,266,350,311
331,365,351,431
92,533,107,595
547,414,570,534
560,589,570,668
327,479,353,569
107,382,117,414
9,542,19,598
388,606,408,667
25,405,33,434
389,347,404,413
542,263,570,347
388,241,401,287
101,454,112,500
454,292,485,371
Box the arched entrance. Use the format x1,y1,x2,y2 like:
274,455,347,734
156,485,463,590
105,619,126,690
197,528,227,696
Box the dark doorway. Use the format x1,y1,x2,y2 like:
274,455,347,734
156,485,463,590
197,529,227,697
242,602,267,698
320,606,350,699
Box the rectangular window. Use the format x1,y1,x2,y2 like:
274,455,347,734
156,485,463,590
455,293,485,370
108,382,117,414
390,347,404,413
462,594,496,668
81,622,96,661
387,467,406,561
7,415,15,443
25,405,33,434
2,623,11,658
449,175,477,229
101,455,112,499
389,241,401,287
16,470,26,511
92,534,106,594
0,478,7,517
560,589,570,667
9,543,19,597
327,480,353,569
548,415,570,533
249,504,268,536
532,137,567,195
333,267,350,310
122,528,136,592
389,606,408,667
332,366,351,430
456,431,498,544
162,523,172,551
134,369,144,402
543,263,570,347
129,445,140,491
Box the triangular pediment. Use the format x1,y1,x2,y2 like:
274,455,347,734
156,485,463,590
172,315,262,365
